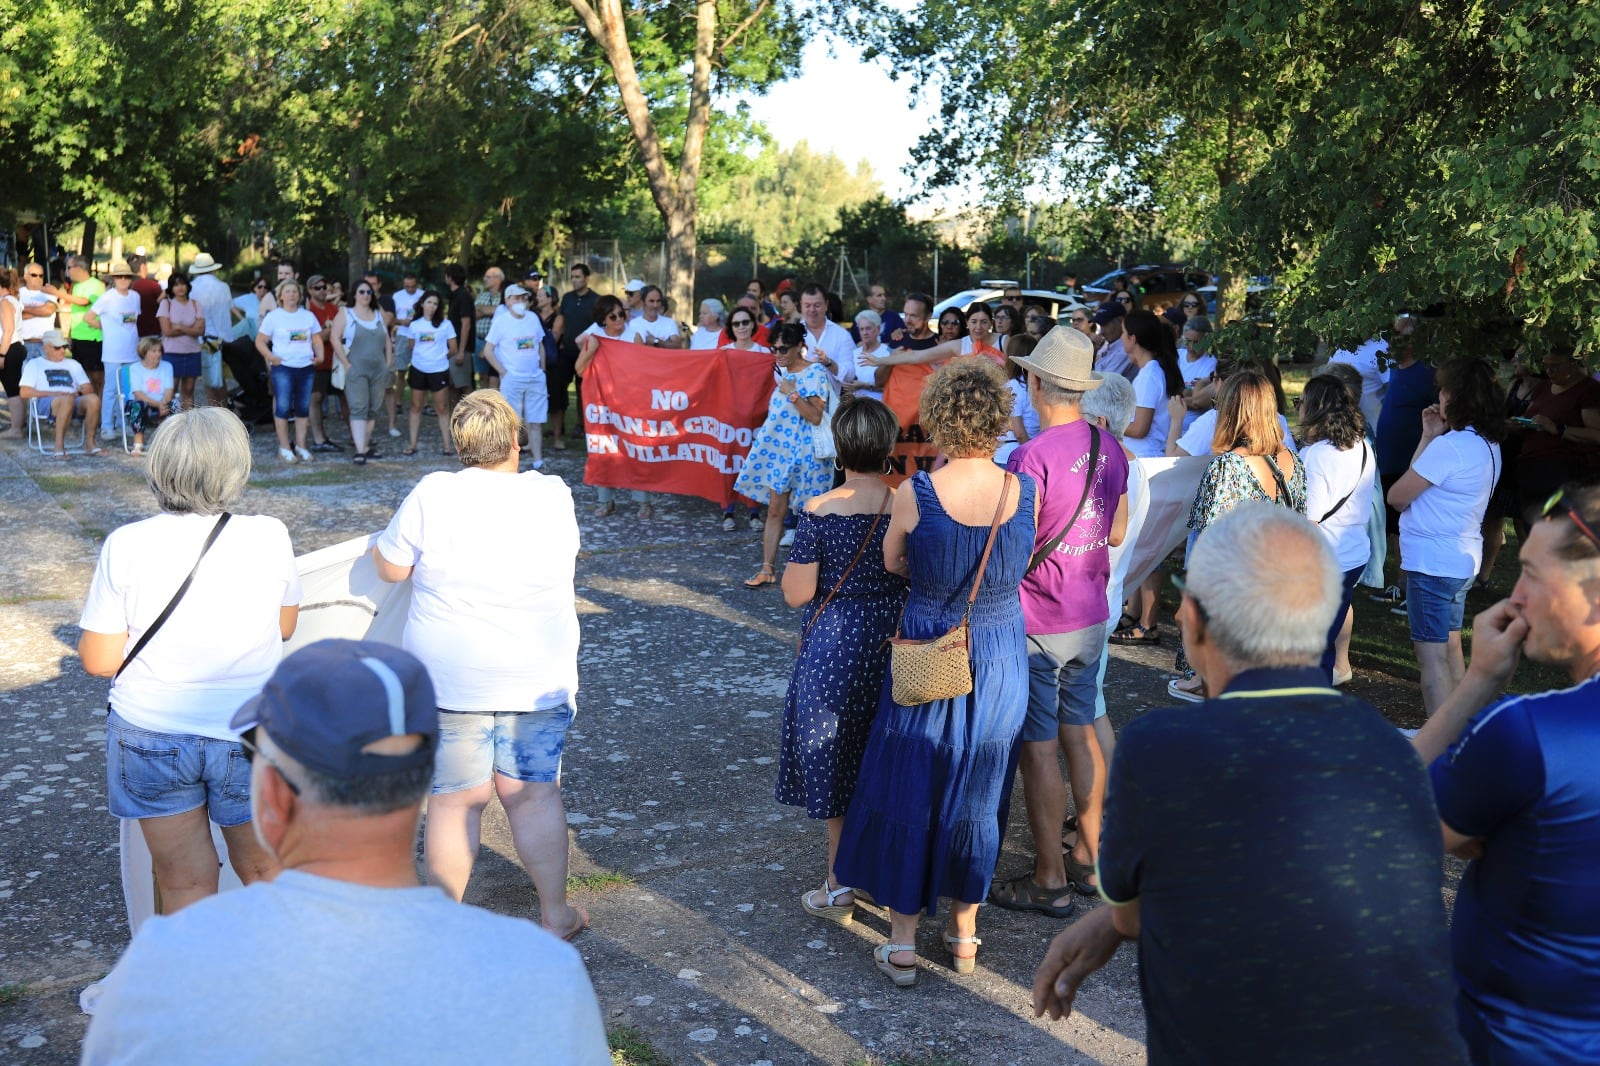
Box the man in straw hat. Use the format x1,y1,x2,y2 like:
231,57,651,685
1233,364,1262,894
187,253,234,406
84,258,142,443
989,325,1130,919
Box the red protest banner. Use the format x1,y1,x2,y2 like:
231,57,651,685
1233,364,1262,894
582,339,777,504
880,362,940,486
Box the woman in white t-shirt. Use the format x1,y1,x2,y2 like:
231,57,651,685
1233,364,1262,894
402,291,458,457
1387,357,1505,716
1298,373,1375,685
1175,317,1217,432
78,407,300,914
373,391,589,942
689,299,725,350
575,295,653,518
256,280,325,463
1121,310,1184,459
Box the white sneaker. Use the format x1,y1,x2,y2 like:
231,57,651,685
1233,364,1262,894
294,446,313,462
779,529,795,547
1396,726,1420,739
721,515,737,532
278,447,297,463
388,428,401,438
749,515,764,531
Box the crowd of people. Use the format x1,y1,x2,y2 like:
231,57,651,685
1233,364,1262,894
17,249,1597,1062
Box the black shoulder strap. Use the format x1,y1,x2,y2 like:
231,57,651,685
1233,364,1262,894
1265,452,1292,507
1027,426,1100,575
1316,440,1368,523
114,513,232,680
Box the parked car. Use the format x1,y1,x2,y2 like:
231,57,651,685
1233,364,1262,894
1082,265,1217,313
932,285,1085,321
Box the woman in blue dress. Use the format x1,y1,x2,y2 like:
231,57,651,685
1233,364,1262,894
734,322,834,589
777,398,908,924
835,359,1036,986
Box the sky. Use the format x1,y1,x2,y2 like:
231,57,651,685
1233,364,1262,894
738,37,941,204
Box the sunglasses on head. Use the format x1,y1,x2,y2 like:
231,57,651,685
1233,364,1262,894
1543,488,1600,552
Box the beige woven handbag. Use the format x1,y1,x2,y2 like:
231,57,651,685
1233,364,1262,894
887,474,1012,706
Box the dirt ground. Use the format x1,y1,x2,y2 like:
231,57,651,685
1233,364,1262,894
0,418,1453,1065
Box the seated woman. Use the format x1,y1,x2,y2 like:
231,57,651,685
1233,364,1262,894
124,336,175,455
779,397,908,926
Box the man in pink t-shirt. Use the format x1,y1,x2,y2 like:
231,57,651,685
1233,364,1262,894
990,327,1130,920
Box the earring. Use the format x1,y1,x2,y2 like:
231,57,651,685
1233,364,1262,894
881,460,893,475
833,460,844,471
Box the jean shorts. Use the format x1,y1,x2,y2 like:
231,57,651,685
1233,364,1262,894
432,703,575,792
270,363,314,419
393,335,415,372
1405,570,1472,644
104,709,253,825
1022,624,1108,742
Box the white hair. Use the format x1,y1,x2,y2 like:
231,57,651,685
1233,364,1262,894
699,298,726,324
1080,373,1136,437
855,309,882,331
145,407,252,515
1186,502,1339,667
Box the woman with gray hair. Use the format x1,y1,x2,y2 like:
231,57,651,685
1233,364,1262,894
689,298,727,350
77,407,301,913
373,390,589,941
848,309,885,399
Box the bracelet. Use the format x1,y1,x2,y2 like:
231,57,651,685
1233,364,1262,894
787,392,800,404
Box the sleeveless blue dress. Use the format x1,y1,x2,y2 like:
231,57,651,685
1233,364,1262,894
834,470,1035,914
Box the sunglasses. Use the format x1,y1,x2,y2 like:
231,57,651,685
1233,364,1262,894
254,283,269,290
238,730,301,796
311,284,327,291
1170,572,1210,625
604,310,626,321
940,319,962,328
24,271,43,278
1181,300,1201,308
1543,488,1600,552
1115,295,1134,304
356,288,373,296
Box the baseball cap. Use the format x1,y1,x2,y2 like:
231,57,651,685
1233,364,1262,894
623,278,646,293
231,640,438,780
1092,302,1125,325
42,329,70,348
503,284,530,300
524,268,545,281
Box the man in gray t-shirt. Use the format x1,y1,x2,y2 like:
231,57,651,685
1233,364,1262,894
82,640,610,1066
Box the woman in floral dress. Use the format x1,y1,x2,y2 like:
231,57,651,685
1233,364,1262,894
736,322,834,588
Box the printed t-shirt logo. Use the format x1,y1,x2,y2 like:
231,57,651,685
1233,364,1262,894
289,329,309,343
44,368,74,390
516,336,538,350
121,313,137,325
418,331,437,345
144,376,164,395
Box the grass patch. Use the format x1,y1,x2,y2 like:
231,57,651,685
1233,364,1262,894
608,1025,672,1066
0,593,73,605
253,468,367,488
31,475,83,494
568,870,634,894
0,983,28,1008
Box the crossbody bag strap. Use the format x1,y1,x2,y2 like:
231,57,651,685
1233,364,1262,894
1027,427,1099,575
114,513,232,681
960,473,1013,625
805,487,892,633
1316,440,1368,523
1265,452,1292,507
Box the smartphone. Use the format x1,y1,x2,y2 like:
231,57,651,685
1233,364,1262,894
1510,416,1536,427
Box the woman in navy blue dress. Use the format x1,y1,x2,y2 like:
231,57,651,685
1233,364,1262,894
777,398,908,923
835,359,1036,986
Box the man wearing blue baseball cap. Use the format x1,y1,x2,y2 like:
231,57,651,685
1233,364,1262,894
83,640,610,1065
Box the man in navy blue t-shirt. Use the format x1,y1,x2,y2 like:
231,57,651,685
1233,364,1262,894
1033,503,1466,1063
1415,477,1600,1065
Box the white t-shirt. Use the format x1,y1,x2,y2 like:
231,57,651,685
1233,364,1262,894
689,327,722,350
629,314,681,346
341,309,385,349
1329,338,1389,428
377,468,580,712
1302,439,1375,572
849,344,883,391
190,274,235,343
1008,377,1041,441
392,287,424,339
258,307,321,369
79,512,301,740
1126,360,1173,459
127,360,175,407
485,311,547,379
92,289,143,364
1175,349,1217,433
407,317,456,374
1176,409,1299,458
81,870,611,1066
231,294,262,341
21,356,89,394
1399,429,1501,579
18,287,55,342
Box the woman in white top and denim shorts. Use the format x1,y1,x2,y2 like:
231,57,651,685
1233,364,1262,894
373,391,589,941
78,408,301,913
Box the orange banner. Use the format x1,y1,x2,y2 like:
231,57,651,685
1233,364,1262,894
582,339,777,504
880,363,940,486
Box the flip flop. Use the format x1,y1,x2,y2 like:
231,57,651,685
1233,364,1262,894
51,451,70,462
546,904,589,943
402,446,418,456
987,873,1075,917
85,446,105,457
743,566,776,589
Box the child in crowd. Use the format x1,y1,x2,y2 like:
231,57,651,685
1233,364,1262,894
126,336,174,455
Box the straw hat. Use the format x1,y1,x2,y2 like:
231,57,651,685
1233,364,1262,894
190,252,223,275
106,258,134,278
1010,324,1103,391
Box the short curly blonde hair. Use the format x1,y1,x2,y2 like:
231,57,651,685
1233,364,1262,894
452,390,521,468
919,358,1011,458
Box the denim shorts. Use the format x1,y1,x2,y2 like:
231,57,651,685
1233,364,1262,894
1022,624,1108,742
432,703,575,792
393,335,415,372
1405,570,1472,644
270,363,314,419
104,709,253,825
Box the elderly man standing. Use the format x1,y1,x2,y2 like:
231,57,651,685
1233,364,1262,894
990,327,1128,918
82,640,610,1065
1414,478,1600,1064
187,253,234,408
1033,503,1466,1063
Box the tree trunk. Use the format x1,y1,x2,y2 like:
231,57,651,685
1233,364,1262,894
1216,268,1249,325
346,162,371,285
456,207,484,272
566,0,716,316
79,220,97,260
